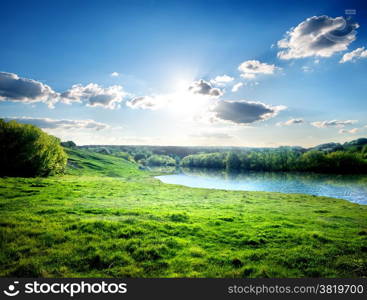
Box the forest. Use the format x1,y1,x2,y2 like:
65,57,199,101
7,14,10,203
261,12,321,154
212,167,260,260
81,139,367,174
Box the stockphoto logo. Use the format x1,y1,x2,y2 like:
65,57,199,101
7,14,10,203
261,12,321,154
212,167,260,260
3,281,127,297
3,281,20,297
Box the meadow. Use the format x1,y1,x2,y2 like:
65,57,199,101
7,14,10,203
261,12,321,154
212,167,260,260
0,148,366,277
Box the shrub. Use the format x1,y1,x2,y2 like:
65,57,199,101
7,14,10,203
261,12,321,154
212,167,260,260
146,154,176,166
114,151,134,162
0,119,67,177
61,140,77,148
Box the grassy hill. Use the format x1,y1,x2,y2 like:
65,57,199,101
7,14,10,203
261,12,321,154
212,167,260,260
0,148,366,277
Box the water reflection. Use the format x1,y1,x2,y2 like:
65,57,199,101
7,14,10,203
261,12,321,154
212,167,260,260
156,168,367,205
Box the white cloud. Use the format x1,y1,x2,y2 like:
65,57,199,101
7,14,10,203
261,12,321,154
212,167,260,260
302,66,313,73
2,116,109,131
110,72,120,77
277,118,304,126
210,75,234,86
0,72,59,108
188,79,223,97
209,100,286,125
311,120,358,128
339,47,367,63
238,60,279,79
278,15,359,59
126,95,170,110
61,83,127,109
189,131,233,139
231,82,243,92
338,128,359,134
0,71,130,110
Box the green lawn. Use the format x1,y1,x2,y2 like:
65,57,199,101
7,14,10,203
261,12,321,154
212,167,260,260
0,148,366,277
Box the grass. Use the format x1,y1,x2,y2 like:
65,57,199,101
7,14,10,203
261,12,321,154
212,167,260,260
0,148,366,277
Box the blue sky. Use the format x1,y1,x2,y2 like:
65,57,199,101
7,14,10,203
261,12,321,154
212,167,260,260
0,0,367,146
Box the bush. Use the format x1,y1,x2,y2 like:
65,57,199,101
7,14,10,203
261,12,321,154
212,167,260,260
0,119,67,177
146,155,176,166
61,141,77,148
114,152,134,162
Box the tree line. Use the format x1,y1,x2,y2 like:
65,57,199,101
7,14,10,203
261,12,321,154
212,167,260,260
181,147,367,174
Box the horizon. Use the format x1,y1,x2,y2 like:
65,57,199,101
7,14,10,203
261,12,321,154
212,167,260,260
1,0,367,147
77,136,367,149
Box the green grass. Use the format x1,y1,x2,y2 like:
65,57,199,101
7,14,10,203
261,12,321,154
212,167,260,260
0,148,366,277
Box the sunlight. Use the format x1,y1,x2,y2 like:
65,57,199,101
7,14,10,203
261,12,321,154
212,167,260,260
166,90,211,116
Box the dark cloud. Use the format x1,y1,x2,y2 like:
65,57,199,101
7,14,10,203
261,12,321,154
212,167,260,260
211,100,286,125
0,72,58,107
188,80,223,97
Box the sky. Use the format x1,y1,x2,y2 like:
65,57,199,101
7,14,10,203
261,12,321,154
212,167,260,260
0,0,367,147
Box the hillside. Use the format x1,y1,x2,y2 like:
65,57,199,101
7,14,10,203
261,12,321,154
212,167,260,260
0,148,366,277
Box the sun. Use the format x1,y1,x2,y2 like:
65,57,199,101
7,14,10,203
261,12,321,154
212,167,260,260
163,78,213,116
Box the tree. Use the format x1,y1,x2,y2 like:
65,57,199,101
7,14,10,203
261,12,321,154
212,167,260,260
61,140,77,148
362,145,367,159
226,152,241,171
0,119,67,177
146,154,176,166
298,150,328,172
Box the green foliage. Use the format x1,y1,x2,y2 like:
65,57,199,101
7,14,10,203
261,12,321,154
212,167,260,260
362,145,367,159
133,153,147,161
60,141,76,148
180,148,367,174
299,150,329,171
0,119,67,177
324,151,367,173
0,148,366,277
226,152,241,171
114,152,134,162
181,152,227,169
146,155,176,166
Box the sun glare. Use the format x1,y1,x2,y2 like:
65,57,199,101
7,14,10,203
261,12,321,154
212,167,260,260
165,78,213,116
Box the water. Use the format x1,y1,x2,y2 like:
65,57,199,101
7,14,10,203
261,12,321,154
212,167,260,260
156,168,367,205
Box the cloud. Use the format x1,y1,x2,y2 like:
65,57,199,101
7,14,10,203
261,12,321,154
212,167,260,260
339,47,367,63
110,72,120,77
2,117,109,131
0,72,59,108
126,95,170,110
189,132,233,139
188,79,223,97
338,128,359,134
210,75,234,86
61,83,127,109
0,71,129,110
311,120,358,128
210,100,286,125
231,82,243,92
302,66,313,73
277,15,359,59
277,118,304,126
238,60,279,79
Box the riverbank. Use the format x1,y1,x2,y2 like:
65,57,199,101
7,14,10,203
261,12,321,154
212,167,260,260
0,148,366,277
156,169,367,205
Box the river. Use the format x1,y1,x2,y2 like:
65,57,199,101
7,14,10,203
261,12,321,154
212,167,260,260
156,168,367,205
